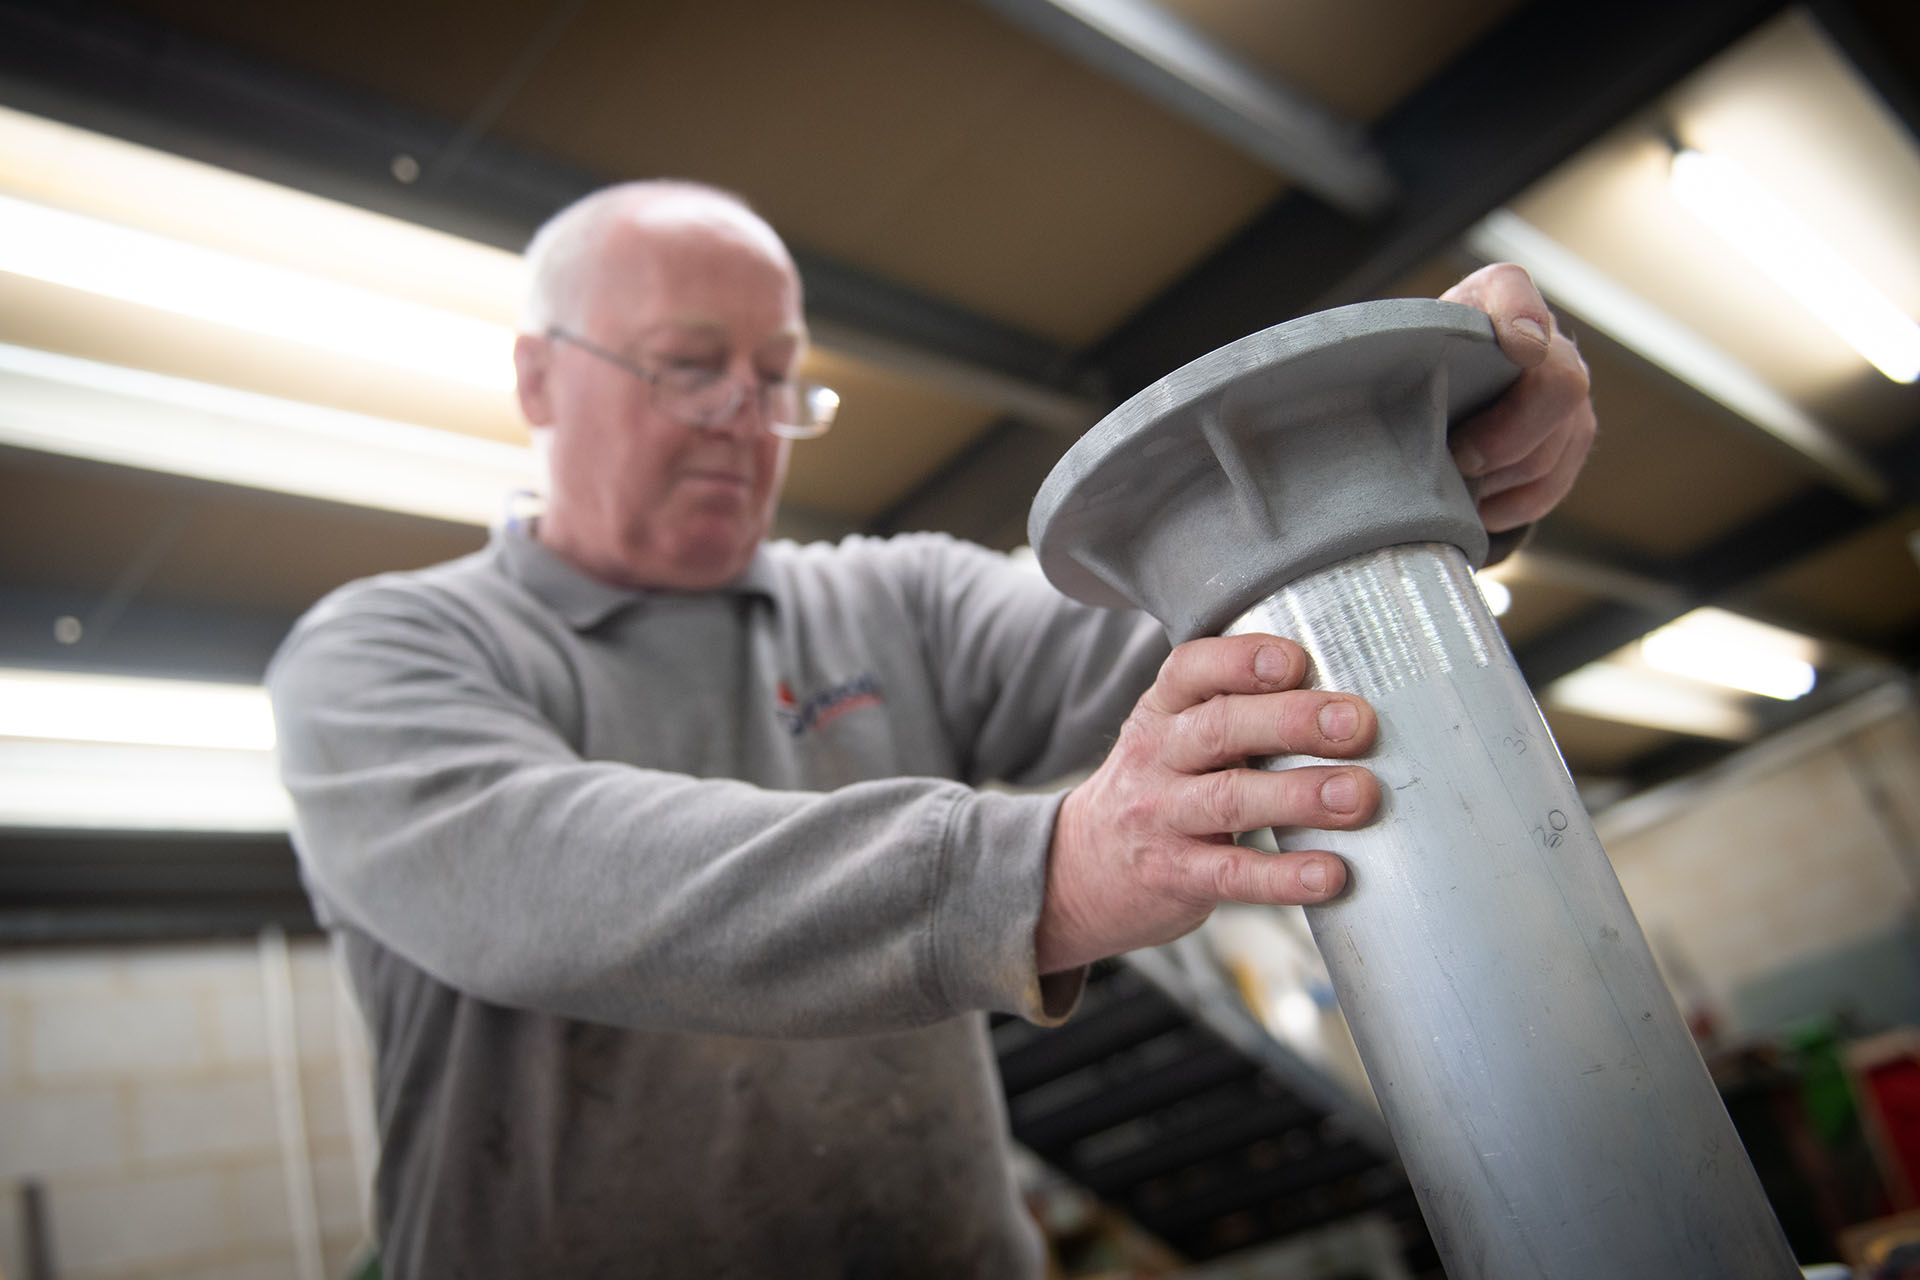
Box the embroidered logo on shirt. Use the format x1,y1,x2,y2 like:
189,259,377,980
776,674,883,738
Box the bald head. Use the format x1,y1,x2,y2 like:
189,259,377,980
519,181,797,335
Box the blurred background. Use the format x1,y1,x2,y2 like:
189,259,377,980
0,0,1917,1275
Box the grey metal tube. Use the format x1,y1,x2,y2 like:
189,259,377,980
1228,542,1799,1278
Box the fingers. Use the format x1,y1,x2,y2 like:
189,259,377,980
1141,633,1308,716
1441,263,1555,368
1476,402,1597,530
1146,845,1349,909
1162,764,1380,836
1033,634,1380,973
1160,688,1375,771
1448,328,1592,479
1440,262,1596,526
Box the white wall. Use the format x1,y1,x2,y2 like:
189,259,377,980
1599,682,1920,1037
0,935,376,1280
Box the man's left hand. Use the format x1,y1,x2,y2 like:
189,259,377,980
1441,263,1596,534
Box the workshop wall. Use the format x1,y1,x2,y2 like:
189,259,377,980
1601,684,1920,1041
0,936,374,1280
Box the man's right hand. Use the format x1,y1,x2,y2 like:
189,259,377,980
1035,633,1380,974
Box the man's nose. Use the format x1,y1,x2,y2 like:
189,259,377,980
701,377,771,441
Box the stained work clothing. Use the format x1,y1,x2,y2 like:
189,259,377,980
268,525,1167,1278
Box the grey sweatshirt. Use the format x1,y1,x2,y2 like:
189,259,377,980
267,526,1167,1278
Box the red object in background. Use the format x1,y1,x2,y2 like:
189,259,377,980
1853,1032,1920,1211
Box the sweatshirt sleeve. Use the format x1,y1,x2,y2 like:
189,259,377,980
268,584,1081,1039
880,535,1171,788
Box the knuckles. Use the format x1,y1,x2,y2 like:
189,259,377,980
1188,769,1249,833
1170,701,1236,767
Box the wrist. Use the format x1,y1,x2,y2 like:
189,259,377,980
1035,786,1098,974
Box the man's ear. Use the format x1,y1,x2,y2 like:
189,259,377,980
514,332,555,426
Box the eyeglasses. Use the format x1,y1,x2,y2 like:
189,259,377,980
546,327,838,440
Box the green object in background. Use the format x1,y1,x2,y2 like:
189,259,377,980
345,1246,381,1280
1791,1022,1858,1144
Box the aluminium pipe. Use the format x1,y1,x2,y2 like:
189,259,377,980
1229,543,1794,1276
1029,301,1798,1278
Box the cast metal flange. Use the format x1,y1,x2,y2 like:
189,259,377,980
1029,299,1518,640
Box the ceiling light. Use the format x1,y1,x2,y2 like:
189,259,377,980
0,193,518,391
0,343,535,525
1474,574,1512,617
0,740,291,832
1466,210,1887,505
1544,664,1759,741
0,668,277,751
1669,148,1920,383
1637,608,1818,700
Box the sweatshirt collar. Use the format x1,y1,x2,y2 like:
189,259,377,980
493,522,777,631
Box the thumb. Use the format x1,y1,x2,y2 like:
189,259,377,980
1444,263,1554,369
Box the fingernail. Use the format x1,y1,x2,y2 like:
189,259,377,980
1321,772,1359,813
1451,441,1485,476
1254,645,1290,683
1300,859,1327,894
1511,316,1549,346
1318,701,1359,741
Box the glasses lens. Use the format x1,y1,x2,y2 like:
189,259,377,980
653,370,738,427
771,383,839,440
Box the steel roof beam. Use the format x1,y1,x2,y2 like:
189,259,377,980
1085,0,1791,396
969,0,1395,217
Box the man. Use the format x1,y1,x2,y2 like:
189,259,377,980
269,180,1594,1277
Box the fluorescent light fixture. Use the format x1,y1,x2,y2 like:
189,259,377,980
1638,608,1818,701
1466,210,1887,505
0,668,276,751
1474,574,1512,617
1670,149,1920,384
0,193,517,391
0,740,291,832
0,343,536,525
0,669,297,831
1271,988,1322,1043
1545,663,1760,741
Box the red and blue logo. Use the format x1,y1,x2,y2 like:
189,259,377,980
776,673,883,738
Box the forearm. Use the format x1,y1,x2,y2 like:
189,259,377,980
270,602,1079,1038
289,749,1070,1036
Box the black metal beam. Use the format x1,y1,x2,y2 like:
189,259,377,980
0,585,296,684
0,828,318,943
1086,0,1790,397
0,0,1089,416
1808,0,1920,149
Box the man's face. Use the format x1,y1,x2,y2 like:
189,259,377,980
520,209,804,590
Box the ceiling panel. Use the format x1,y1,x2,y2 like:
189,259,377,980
106,0,1286,346
1736,512,1920,643
1543,707,1681,776
0,450,484,615
1489,573,1600,649
1159,0,1522,123
1542,329,1818,561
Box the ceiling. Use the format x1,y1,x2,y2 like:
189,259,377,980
1,0,1917,807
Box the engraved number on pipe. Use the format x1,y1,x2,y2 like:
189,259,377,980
1501,733,1528,757
1535,809,1570,850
